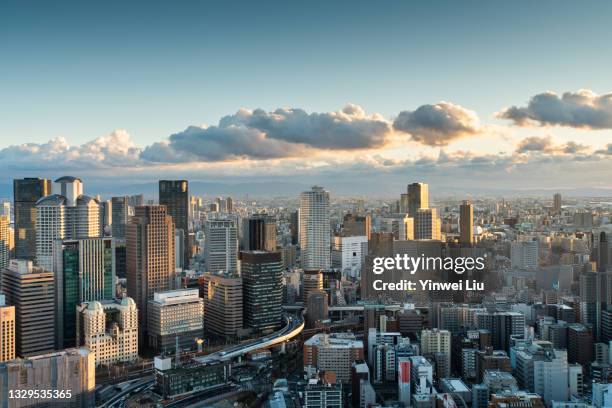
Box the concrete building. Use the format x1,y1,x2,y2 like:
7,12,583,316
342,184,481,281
126,205,175,342
299,186,331,270
420,329,451,378
511,240,539,270
0,215,9,270
13,177,51,261
459,200,474,245
53,237,116,348
1,260,55,356
200,272,243,338
304,332,364,383
204,219,238,274
110,196,129,239
159,180,190,265
241,251,283,333
0,348,95,408
240,214,277,251
35,176,102,271
414,208,442,240
0,294,16,362
331,235,368,278
147,289,203,352
407,182,429,218
76,298,138,366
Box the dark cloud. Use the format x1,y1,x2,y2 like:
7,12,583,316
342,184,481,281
515,136,555,153
498,89,612,128
393,102,481,146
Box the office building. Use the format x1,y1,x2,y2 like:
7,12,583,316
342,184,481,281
241,251,283,333
1,260,54,357
304,380,342,408
302,269,324,302
553,193,562,212
0,294,15,362
0,348,95,408
459,200,474,245
53,237,115,348
511,240,539,270
299,186,331,270
76,298,138,366
414,208,441,240
303,332,364,383
0,215,9,270
407,182,429,218
331,235,368,278
147,289,203,352
204,219,238,273
13,177,51,260
35,176,102,271
200,272,243,338
111,196,129,238
477,311,525,352
241,214,277,251
159,180,190,264
305,289,328,327
342,213,371,238
568,324,593,367
126,205,175,341
380,214,414,240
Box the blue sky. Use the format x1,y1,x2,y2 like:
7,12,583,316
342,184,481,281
1,1,612,195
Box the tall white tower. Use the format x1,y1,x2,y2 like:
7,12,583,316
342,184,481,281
299,186,331,270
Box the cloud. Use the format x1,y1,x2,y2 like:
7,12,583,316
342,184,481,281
393,102,481,146
0,130,141,170
595,143,612,155
514,136,594,156
497,89,612,129
142,104,392,162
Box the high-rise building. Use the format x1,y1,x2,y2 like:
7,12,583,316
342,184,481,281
76,298,138,366
0,348,95,408
204,219,238,273
568,323,593,367
459,200,474,245
111,196,129,239
420,329,451,378
305,289,328,327
159,180,190,264
331,235,368,278
553,193,562,212
0,294,16,362
147,289,203,352
13,178,52,261
299,186,331,270
1,259,55,356
241,251,283,333
476,311,525,352
342,213,371,238
407,182,429,218
200,272,243,338
126,205,175,341
35,177,102,271
53,237,116,348
302,269,324,303
511,240,539,270
241,214,277,251
414,208,441,240
0,215,9,270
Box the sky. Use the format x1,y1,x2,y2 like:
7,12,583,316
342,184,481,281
1,0,612,197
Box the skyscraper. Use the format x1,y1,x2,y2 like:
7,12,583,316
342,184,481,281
241,214,277,251
407,182,429,218
241,250,283,333
126,205,175,341
159,180,190,265
460,200,474,245
553,193,562,212
13,177,51,260
299,186,331,270
0,215,9,270
111,196,129,239
414,208,441,240
200,272,243,338
1,260,55,357
204,219,238,273
0,294,16,362
35,177,102,271
53,237,116,348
